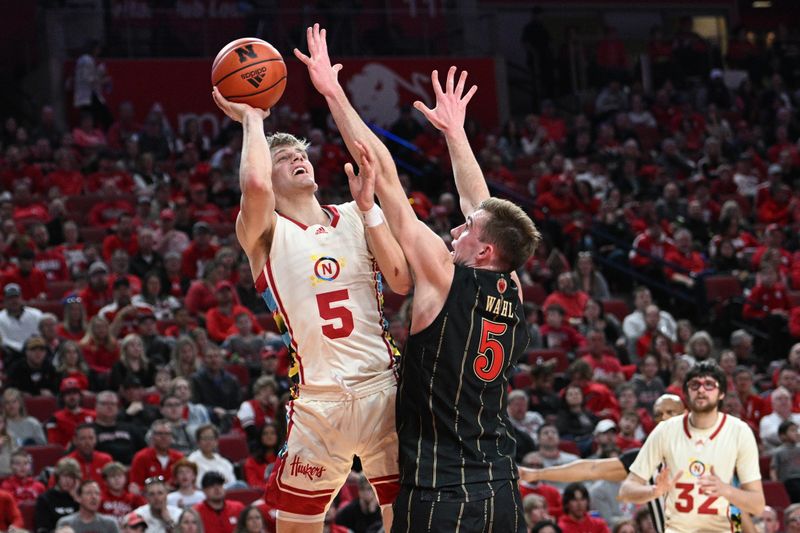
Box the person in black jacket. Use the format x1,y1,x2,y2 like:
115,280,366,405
556,384,598,456
6,335,60,397
190,346,241,421
34,457,80,533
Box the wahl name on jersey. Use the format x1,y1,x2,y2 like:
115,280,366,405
485,294,515,319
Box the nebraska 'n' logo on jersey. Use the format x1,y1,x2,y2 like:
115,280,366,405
312,256,342,283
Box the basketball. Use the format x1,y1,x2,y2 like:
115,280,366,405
211,37,287,111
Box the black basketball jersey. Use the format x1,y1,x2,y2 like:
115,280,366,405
396,265,530,497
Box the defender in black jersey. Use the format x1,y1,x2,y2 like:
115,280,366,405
346,67,542,532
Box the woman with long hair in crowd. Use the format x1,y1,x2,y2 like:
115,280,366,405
1,388,46,446
572,251,610,300
0,412,19,476
175,506,205,533
80,315,120,375
577,298,623,347
109,333,155,390
243,420,282,490
556,385,598,456
233,504,267,533
170,336,200,378
132,271,181,320
55,340,93,392
58,294,87,341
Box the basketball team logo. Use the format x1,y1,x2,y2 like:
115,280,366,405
689,459,706,477
313,257,341,281
497,278,508,294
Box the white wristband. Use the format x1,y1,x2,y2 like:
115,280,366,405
361,204,384,228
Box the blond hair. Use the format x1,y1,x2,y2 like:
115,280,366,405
266,132,309,152
477,197,542,272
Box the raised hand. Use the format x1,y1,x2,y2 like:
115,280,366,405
413,66,478,135
344,140,376,212
653,467,683,498
211,86,270,123
294,23,342,98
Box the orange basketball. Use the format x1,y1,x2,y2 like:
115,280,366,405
211,38,287,111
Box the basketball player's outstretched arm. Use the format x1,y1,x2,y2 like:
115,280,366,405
211,88,274,271
518,458,627,484
413,66,485,217
295,24,412,294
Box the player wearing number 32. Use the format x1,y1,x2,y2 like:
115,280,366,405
348,65,542,531
211,24,413,533
619,360,765,533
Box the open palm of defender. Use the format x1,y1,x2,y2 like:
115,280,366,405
414,66,478,134
294,23,342,98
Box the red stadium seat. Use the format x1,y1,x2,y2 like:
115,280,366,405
601,299,629,321
35,299,65,320
763,480,791,510
226,363,250,388
19,501,36,532
225,487,263,505
511,372,533,390
382,291,407,315
47,280,77,300
256,313,279,334
80,226,108,244
704,275,742,303
218,433,250,464
25,444,66,475
522,284,547,306
759,455,772,479
527,349,569,373
558,440,580,455
24,395,57,423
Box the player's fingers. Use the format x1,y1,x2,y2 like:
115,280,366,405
306,26,316,54
320,28,329,54
431,70,444,97
333,64,343,74
413,100,434,117
344,162,356,181
446,66,456,94
293,48,311,65
462,84,478,105
455,70,467,97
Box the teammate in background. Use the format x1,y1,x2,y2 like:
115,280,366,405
619,360,764,532
519,394,685,533
211,23,412,533
348,65,541,530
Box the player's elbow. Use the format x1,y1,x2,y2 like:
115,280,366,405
387,272,413,296
241,172,272,196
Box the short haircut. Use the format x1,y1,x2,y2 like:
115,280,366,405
537,423,558,438
562,482,590,511
195,423,219,442
732,366,753,379
682,359,727,396
252,376,278,396
78,479,99,495
172,458,198,478
75,423,95,434
102,462,126,478
266,132,309,152
10,449,31,461
476,197,542,272
545,304,565,316
779,419,797,436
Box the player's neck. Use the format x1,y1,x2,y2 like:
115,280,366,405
688,409,719,430
275,193,327,226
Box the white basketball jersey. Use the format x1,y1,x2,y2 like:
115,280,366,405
629,413,760,533
254,202,397,390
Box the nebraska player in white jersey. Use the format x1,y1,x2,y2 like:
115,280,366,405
620,360,765,533
212,23,412,533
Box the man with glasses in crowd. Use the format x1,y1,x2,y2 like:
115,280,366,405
133,477,181,533
619,360,765,532
93,391,146,465
129,420,183,491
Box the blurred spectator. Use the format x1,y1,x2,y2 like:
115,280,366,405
761,387,800,451
155,210,190,258
581,328,624,389
4,248,47,300
566,360,620,421
72,39,112,127
235,261,261,314
79,262,113,317
188,184,224,225
508,389,545,446
185,261,224,316
0,488,23,531
7,335,59,396
206,281,262,344
556,385,598,455
133,476,182,533
169,338,200,379
622,287,676,350
2,388,46,446
1,449,45,504
129,420,184,491
770,419,800,502
181,222,219,281
558,482,609,533
66,424,113,486
572,252,610,301
55,340,92,391
34,457,81,533
72,112,108,150
138,114,173,162
540,304,585,353
167,459,205,509
80,315,120,374
132,272,179,321
734,366,766,427
188,425,237,489
110,334,156,390
630,354,665,412
107,101,140,152
194,471,244,533
47,377,95,447
158,394,196,455
334,473,382,533
191,347,242,416
103,214,139,262
0,282,44,355
88,185,135,228
108,250,143,295
100,461,146,519
93,391,146,465
163,251,190,299
237,376,278,446
529,360,561,419
243,421,280,490
543,273,590,321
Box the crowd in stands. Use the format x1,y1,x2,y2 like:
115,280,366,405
0,16,799,533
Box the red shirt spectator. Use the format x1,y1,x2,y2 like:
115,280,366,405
0,475,46,504
2,264,47,300
86,160,135,193
790,306,800,339
100,488,146,520
181,223,219,280
0,489,23,531
102,224,139,262
185,280,219,316
194,484,245,533
629,225,676,269
743,267,791,320
559,513,610,533
243,453,277,490
66,448,113,488
46,378,96,447
519,481,562,518
188,184,225,224
541,273,589,321
206,282,262,343
88,199,135,228
80,264,114,317
48,148,84,196
129,446,184,490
